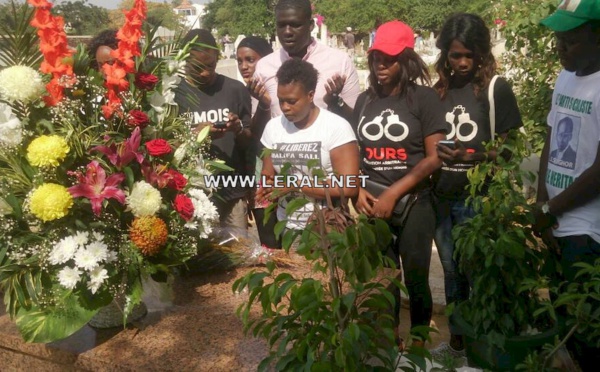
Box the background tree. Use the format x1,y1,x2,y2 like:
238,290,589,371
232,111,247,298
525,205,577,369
109,0,186,33
54,0,110,35
202,0,276,39
495,0,559,153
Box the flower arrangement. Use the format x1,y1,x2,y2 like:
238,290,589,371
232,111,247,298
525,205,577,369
0,0,222,342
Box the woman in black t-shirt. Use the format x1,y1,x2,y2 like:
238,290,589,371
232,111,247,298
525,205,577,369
351,20,446,347
430,13,522,360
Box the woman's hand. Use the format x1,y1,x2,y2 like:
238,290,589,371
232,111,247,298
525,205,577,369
436,140,472,163
247,78,271,109
323,74,346,106
371,190,397,220
354,187,378,216
256,175,297,205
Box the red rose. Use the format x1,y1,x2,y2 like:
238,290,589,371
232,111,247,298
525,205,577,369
167,169,187,191
127,110,150,128
134,72,159,90
174,194,194,221
146,139,172,156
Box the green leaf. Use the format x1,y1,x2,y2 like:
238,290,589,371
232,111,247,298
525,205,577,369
16,291,98,343
284,198,310,216
196,124,211,143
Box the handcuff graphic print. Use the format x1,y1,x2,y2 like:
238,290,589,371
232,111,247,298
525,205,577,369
445,105,478,141
358,109,409,142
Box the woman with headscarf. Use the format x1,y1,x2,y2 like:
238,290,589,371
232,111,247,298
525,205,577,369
236,36,280,249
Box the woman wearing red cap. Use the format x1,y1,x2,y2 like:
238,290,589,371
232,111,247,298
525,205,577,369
429,13,522,362
351,20,447,348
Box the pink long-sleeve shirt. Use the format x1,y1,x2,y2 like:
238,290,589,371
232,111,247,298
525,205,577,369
254,38,361,117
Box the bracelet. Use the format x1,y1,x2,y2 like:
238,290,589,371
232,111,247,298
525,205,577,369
257,103,270,111
236,123,245,135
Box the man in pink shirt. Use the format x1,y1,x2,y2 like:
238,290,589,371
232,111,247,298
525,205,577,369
253,0,360,120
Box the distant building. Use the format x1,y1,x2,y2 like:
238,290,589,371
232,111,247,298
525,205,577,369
174,0,208,30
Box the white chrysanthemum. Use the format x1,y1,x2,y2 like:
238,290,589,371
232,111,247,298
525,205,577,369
49,236,79,265
92,231,105,242
73,231,89,248
87,266,108,294
185,189,219,238
0,65,44,103
105,250,118,263
57,266,82,290
86,241,108,263
74,248,100,271
0,102,23,148
127,181,162,217
0,197,12,215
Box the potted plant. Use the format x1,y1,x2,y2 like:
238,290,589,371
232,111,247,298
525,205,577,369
452,131,559,370
233,165,434,371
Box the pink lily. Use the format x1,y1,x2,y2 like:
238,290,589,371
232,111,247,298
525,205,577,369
68,161,126,216
91,126,144,168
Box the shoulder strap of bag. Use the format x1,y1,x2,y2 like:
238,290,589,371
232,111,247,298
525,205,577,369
488,75,499,142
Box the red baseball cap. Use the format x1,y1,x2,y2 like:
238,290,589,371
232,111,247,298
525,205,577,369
368,20,415,56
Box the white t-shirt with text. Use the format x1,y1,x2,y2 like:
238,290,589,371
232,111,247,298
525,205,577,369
261,109,357,229
546,69,600,243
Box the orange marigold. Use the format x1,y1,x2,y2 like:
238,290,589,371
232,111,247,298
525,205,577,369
129,216,168,256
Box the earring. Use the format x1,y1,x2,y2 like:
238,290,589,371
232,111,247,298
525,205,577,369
444,60,451,70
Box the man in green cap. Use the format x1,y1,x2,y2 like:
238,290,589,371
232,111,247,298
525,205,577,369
535,1,600,369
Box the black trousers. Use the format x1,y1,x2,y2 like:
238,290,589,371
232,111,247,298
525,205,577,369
387,191,434,332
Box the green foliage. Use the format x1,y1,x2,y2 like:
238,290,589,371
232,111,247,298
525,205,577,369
454,130,554,349
497,0,560,154
15,288,99,343
202,0,276,38
517,259,600,371
233,199,411,370
54,0,111,36
0,0,43,68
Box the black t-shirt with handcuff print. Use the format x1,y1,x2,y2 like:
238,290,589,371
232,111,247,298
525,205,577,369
432,77,522,199
351,85,447,192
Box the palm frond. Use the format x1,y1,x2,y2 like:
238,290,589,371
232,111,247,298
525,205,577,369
0,1,42,68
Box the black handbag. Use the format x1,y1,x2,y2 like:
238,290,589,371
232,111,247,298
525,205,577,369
364,179,418,227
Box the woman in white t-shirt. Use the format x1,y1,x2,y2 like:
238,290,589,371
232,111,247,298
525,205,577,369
258,59,359,231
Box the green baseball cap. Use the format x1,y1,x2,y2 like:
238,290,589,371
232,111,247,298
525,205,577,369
541,0,600,32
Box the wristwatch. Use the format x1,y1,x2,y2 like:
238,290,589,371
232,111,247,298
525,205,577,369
541,202,552,215
331,93,345,109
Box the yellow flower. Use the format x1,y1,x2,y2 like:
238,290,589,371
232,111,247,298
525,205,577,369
129,216,168,256
26,135,70,167
29,183,73,222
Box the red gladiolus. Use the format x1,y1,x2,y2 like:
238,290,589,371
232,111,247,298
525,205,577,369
68,161,126,216
174,194,194,221
102,0,147,117
146,139,172,157
28,0,74,106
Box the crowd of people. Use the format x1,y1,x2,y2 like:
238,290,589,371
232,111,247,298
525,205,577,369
87,0,600,368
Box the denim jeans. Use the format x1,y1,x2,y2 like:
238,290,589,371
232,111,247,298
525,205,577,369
433,195,476,335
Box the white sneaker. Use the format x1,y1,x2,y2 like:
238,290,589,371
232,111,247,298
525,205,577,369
429,341,467,365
